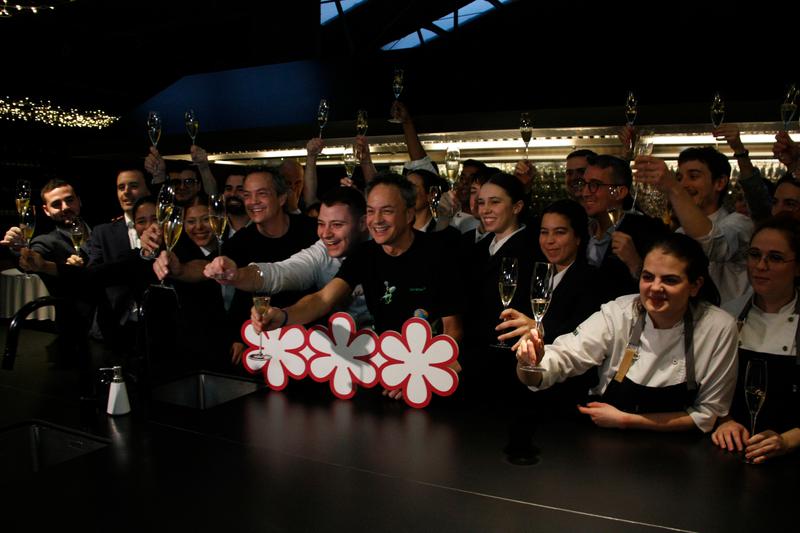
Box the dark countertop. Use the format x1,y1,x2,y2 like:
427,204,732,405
1,327,796,532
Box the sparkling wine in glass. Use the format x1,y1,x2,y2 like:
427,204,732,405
428,185,442,221
317,98,329,138
208,193,227,252
744,358,767,441
780,84,797,131
520,112,533,159
389,69,404,123
156,184,175,226
607,207,625,229
632,133,654,212
343,147,357,179
15,179,31,220
159,206,183,288
147,111,162,148
445,146,461,189
184,109,199,145
519,262,554,372
625,91,638,126
710,92,725,129
356,109,368,136
69,218,85,254
251,269,272,361
491,257,518,349
19,205,36,279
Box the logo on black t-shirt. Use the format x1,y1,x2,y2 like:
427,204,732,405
381,281,396,304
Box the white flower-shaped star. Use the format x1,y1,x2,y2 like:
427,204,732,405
241,321,308,390
378,318,459,408
307,312,379,399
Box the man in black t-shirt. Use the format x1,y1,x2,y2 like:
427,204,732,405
254,173,463,346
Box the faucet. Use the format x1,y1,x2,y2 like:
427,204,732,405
3,296,61,370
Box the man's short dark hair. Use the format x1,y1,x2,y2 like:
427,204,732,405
366,172,416,209
40,178,75,201
462,159,488,173
567,149,598,161
678,147,731,207
406,168,440,192
244,166,288,196
132,195,155,218
320,186,367,220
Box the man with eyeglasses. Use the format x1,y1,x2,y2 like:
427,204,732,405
565,149,597,203
578,154,668,299
634,146,753,305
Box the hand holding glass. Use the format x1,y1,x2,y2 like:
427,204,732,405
519,262,554,372
251,269,272,361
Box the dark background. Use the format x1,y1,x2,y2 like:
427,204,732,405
0,0,797,228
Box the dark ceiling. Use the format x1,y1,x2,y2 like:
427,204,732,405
1,0,798,145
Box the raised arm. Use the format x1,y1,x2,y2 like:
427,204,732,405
304,138,324,207
252,277,352,331
191,145,218,195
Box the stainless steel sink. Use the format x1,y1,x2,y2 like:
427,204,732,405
0,420,110,475
150,372,264,410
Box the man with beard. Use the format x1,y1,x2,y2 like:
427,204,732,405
222,172,249,238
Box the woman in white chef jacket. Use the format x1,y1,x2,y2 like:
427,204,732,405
516,233,739,433
712,216,800,463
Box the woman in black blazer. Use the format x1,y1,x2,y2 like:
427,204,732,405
497,199,605,413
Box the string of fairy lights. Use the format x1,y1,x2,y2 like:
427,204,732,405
0,97,119,129
0,0,74,18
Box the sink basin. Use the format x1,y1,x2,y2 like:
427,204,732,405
151,372,264,410
0,420,110,475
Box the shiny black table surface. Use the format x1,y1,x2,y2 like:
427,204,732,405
0,335,795,532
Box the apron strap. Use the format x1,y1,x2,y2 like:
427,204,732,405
614,304,696,390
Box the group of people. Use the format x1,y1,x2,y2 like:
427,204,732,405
2,106,799,464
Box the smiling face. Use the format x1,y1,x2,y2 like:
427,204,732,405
317,203,366,258
771,181,800,218
184,204,213,248
639,248,702,328
365,183,414,250
133,202,157,237
169,169,201,204
539,213,580,271
117,170,149,215
579,165,625,218
477,182,522,239
42,185,81,226
747,228,799,302
242,171,286,226
676,160,727,215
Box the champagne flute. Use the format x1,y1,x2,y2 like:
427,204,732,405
19,205,36,279
317,98,329,139
625,91,638,126
428,185,442,222
744,358,767,444
251,269,272,361
184,109,199,145
158,205,183,288
445,146,461,189
780,84,797,131
356,109,368,136
147,111,162,148
632,133,654,213
388,68,404,123
519,262,554,372
208,193,227,252
343,146,357,180
520,112,533,159
15,179,31,221
710,92,725,147
69,218,85,254
490,257,518,349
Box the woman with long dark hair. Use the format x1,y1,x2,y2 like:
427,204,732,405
517,233,738,432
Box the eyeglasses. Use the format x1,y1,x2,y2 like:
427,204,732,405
569,179,623,194
745,248,796,265
169,178,199,187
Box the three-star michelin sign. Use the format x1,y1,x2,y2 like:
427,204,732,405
241,312,459,408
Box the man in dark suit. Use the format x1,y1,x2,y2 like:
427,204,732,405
84,168,150,348
578,154,668,299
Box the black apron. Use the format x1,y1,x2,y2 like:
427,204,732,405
600,306,698,414
731,295,800,433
